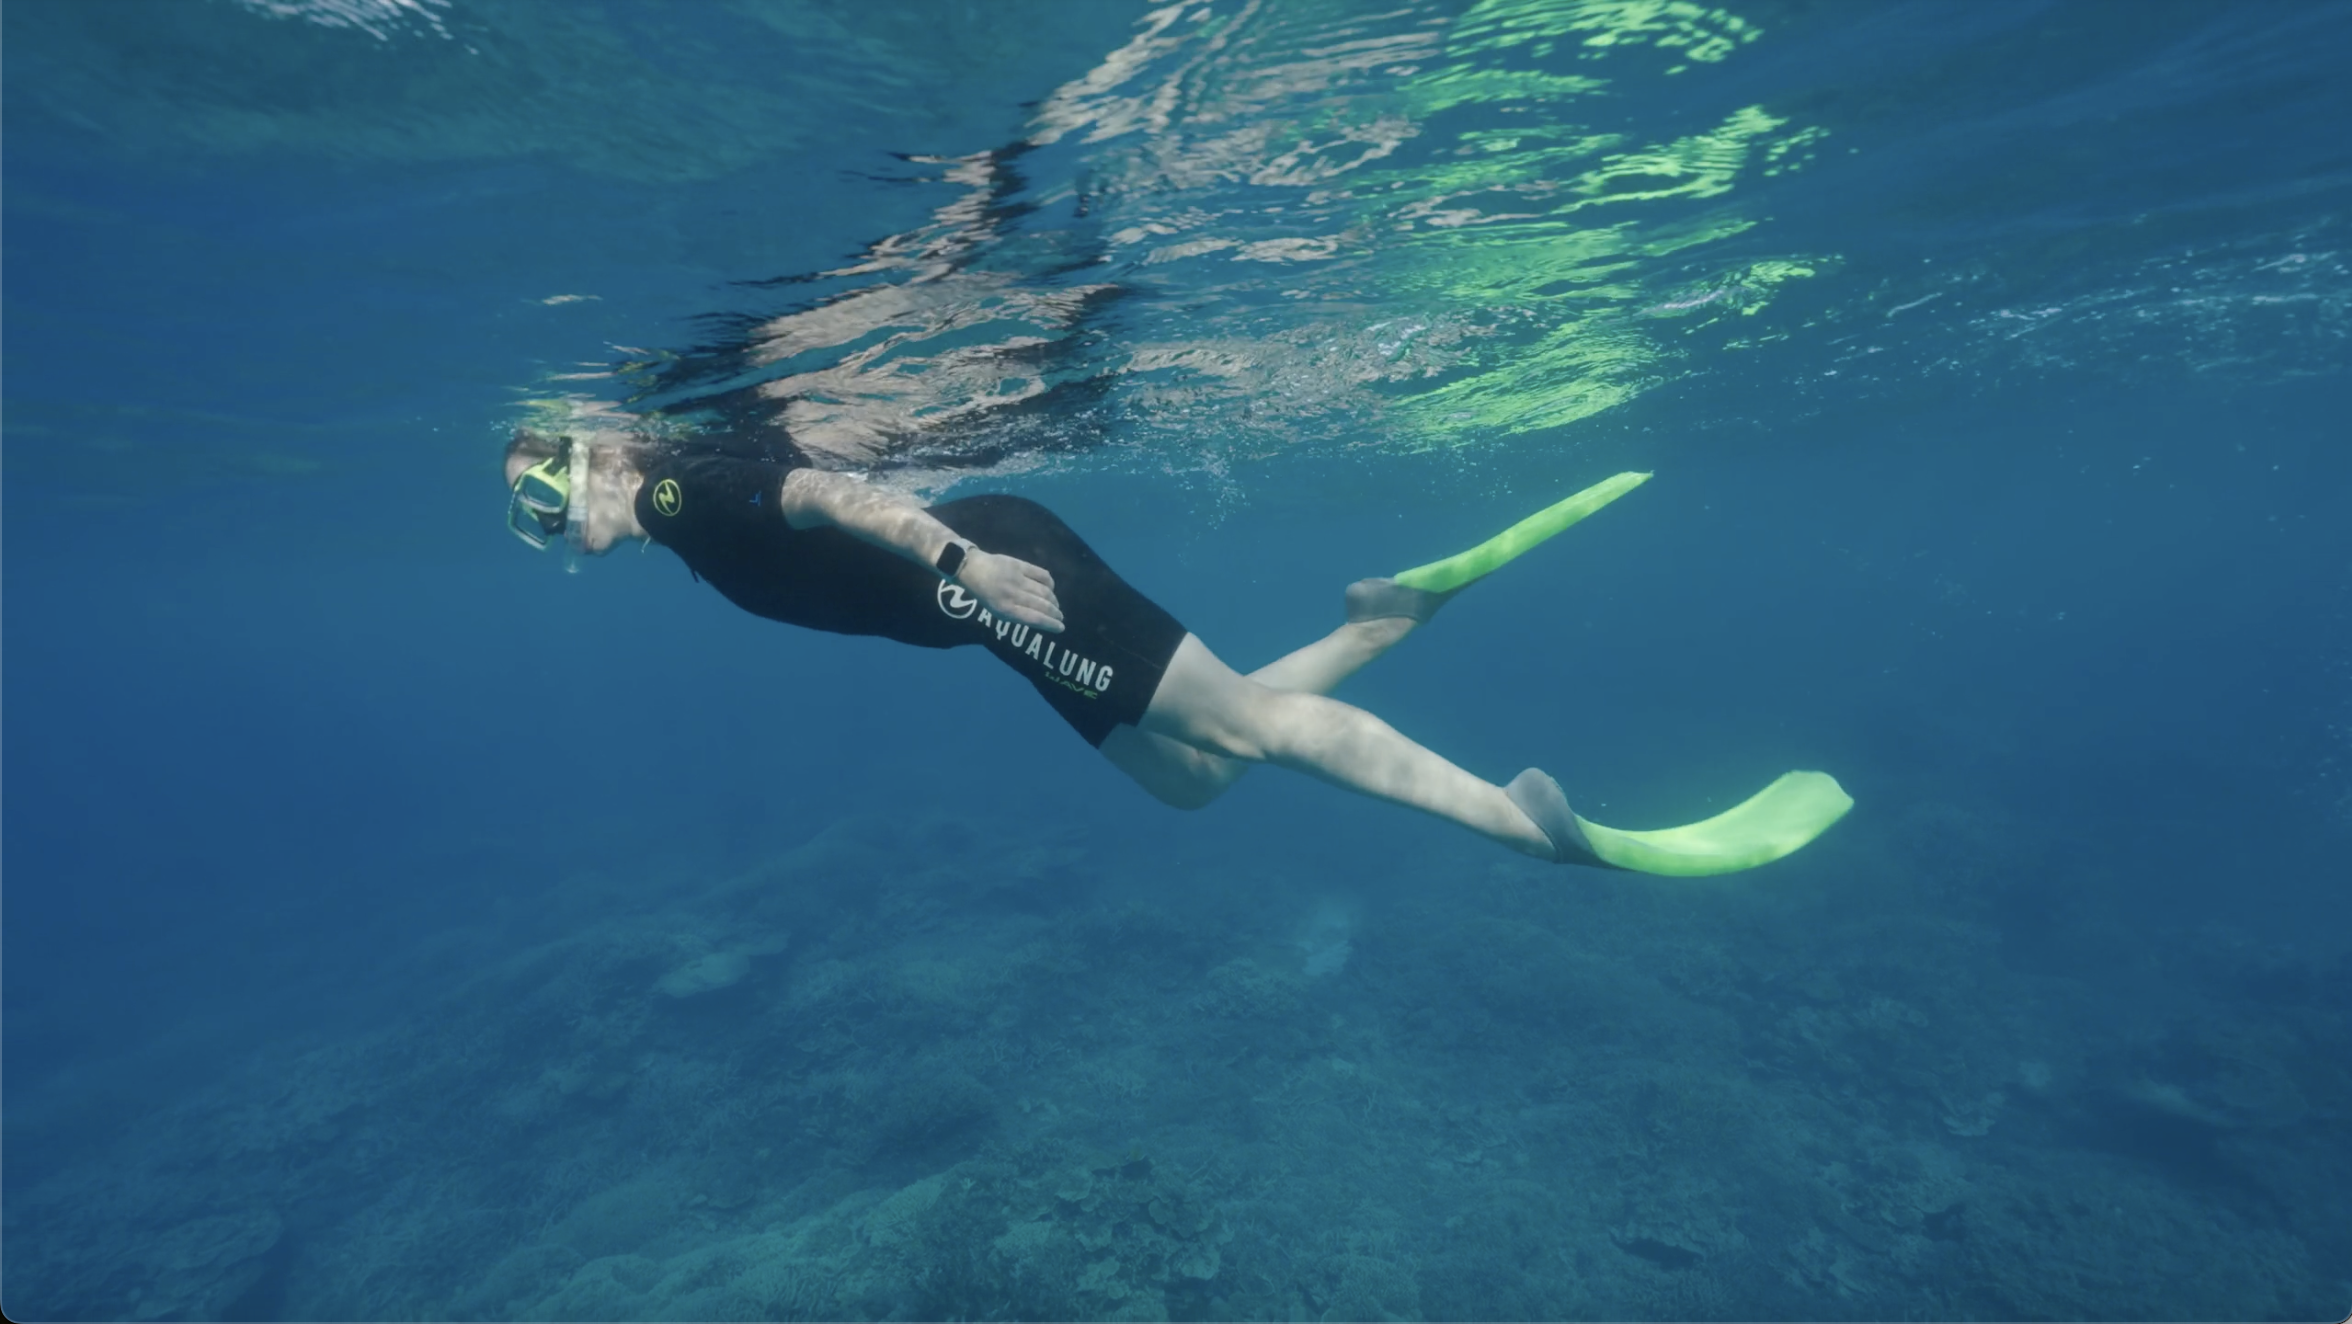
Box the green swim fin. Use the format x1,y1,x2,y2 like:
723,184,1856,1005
1393,471,1651,594
1508,769,1853,876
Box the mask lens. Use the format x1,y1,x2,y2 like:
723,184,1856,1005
508,490,554,548
516,471,567,512
507,453,573,550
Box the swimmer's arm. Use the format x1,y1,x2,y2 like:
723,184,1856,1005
778,468,1064,632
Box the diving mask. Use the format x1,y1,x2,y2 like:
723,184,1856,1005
506,447,572,550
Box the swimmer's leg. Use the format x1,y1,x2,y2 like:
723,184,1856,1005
1108,637,1852,871
1102,614,1416,807
1102,474,1654,811
1244,612,1418,694
1250,471,1653,689
1120,634,1554,857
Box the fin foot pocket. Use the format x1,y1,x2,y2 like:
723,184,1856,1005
1345,577,1458,624
1504,769,1615,869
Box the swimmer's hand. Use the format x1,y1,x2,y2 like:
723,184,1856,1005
776,470,1066,632
959,549,1064,633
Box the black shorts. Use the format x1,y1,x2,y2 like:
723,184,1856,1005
929,495,1189,746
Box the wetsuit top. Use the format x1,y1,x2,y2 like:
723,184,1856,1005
632,449,965,649
632,446,1189,746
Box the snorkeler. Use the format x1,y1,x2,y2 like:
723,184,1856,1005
505,430,1849,874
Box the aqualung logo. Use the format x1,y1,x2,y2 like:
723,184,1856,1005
936,581,980,620
935,580,1113,697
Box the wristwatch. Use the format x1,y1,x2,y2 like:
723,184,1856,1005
934,540,968,580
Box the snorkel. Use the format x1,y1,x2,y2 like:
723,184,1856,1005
561,438,590,572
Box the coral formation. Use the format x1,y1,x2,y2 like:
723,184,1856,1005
6,807,2344,1319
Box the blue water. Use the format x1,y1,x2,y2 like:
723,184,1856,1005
5,1,2348,1318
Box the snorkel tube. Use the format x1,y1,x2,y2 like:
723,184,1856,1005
562,438,590,572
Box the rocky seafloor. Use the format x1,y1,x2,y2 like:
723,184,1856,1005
8,803,2346,1320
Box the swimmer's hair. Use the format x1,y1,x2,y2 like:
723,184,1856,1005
504,425,664,478
506,428,563,472
505,417,808,483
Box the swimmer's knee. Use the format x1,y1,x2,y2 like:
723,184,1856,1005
1142,639,1286,764
1207,686,1322,766
1150,781,1223,812
1152,742,1241,809
1120,760,1227,811
1100,724,1233,809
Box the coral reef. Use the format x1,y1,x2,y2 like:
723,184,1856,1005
6,806,2345,1319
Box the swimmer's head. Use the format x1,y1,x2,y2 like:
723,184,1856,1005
503,428,648,555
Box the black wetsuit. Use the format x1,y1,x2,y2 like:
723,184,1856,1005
633,448,1188,746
